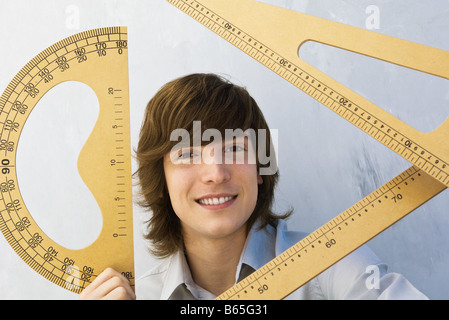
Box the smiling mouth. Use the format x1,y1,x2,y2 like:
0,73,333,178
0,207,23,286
196,195,237,206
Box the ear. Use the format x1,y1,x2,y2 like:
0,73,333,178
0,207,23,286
257,174,263,185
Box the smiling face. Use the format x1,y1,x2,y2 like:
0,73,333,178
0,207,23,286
137,73,283,258
164,136,263,241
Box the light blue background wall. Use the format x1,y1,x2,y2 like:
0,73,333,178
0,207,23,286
0,0,448,299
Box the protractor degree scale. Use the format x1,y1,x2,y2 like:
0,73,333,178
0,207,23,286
0,27,134,294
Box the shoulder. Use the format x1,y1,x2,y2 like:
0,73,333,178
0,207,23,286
272,219,308,253
136,258,171,299
272,219,427,299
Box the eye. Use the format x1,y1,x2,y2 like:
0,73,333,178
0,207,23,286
178,150,195,159
179,149,202,160
224,144,245,153
170,147,200,164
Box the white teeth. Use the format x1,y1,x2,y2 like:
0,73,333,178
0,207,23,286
199,196,234,205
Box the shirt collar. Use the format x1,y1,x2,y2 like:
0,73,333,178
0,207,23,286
236,220,277,278
160,219,278,300
160,250,190,299
160,250,217,300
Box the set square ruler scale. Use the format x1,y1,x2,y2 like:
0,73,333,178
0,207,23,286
166,0,449,299
0,27,134,294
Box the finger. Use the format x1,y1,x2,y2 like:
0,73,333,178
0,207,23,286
83,273,135,300
102,286,135,300
108,273,136,300
80,268,135,300
107,270,136,300
80,267,117,297
92,275,127,300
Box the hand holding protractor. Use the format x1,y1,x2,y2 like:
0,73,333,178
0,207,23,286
0,27,134,294
166,0,449,299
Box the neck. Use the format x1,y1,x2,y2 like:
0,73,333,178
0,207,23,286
183,226,247,296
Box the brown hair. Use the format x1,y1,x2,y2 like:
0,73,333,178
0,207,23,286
135,73,290,258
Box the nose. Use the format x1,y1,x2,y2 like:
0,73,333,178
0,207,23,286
199,143,231,184
200,161,231,185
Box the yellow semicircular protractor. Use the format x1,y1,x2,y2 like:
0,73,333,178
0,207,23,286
0,26,134,294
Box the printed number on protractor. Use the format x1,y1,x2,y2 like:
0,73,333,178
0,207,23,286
0,27,134,294
167,0,449,299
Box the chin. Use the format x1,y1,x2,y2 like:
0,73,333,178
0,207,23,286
201,217,247,239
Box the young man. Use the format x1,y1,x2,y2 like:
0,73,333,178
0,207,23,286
80,73,427,300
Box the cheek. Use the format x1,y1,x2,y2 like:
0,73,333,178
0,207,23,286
165,171,184,203
164,164,197,214
239,165,260,205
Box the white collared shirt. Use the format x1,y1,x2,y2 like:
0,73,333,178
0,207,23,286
136,219,428,300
